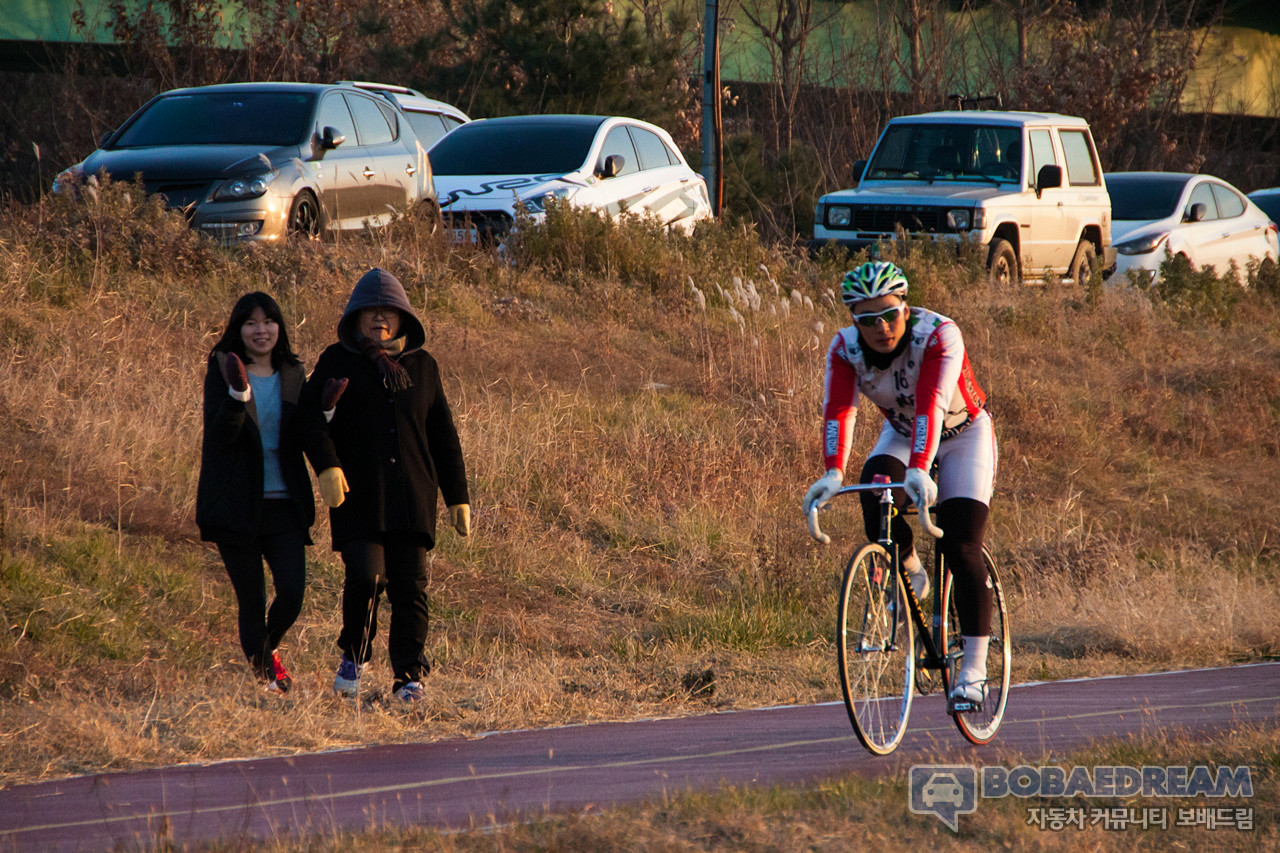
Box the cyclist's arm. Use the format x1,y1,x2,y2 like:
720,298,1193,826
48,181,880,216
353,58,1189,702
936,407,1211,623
821,332,860,473
909,322,967,471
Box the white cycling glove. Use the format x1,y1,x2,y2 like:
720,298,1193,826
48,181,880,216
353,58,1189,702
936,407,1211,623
803,469,844,516
903,467,937,511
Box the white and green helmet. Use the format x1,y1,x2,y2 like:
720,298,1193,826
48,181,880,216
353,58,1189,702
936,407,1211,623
840,261,909,305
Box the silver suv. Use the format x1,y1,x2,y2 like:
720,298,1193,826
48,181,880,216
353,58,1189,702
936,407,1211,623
812,110,1115,285
55,81,456,243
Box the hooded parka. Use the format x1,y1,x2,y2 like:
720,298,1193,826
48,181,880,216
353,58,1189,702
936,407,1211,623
300,268,469,551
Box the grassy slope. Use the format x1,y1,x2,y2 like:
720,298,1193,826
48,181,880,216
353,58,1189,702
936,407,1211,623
0,185,1277,792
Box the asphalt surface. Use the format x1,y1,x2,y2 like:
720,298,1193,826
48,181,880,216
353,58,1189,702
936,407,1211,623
1,662,1276,851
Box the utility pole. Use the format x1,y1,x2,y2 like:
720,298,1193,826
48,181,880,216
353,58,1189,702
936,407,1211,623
701,0,722,217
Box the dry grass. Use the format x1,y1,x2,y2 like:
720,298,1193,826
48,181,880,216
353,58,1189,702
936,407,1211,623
1,186,1278,789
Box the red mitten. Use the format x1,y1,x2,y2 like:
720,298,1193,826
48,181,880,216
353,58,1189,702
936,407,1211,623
223,352,250,397
322,377,349,410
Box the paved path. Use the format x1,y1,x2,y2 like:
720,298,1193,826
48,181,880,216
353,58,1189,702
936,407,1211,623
2,663,1276,851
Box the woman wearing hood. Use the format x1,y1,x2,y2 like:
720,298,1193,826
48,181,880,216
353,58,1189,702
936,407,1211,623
301,268,470,703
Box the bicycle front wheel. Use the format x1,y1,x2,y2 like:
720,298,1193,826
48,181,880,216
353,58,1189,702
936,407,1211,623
941,547,1011,744
837,542,915,755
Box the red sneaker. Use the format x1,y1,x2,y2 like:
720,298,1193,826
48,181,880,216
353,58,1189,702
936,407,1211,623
265,651,292,694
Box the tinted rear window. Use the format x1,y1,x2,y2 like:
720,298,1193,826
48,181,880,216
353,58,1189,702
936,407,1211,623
1252,193,1280,222
113,92,315,148
1107,175,1190,221
429,121,603,175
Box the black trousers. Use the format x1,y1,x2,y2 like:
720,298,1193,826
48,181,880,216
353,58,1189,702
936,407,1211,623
216,500,308,677
338,533,431,687
858,455,993,636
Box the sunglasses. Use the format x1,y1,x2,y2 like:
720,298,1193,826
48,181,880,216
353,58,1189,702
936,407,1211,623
851,305,907,327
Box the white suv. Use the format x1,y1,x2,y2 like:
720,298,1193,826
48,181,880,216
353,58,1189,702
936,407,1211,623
812,110,1116,285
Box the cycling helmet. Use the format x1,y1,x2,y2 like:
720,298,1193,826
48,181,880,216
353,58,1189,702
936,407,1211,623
840,262,909,305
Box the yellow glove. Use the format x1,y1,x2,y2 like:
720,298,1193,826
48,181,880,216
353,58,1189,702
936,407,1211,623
448,504,470,537
318,467,349,508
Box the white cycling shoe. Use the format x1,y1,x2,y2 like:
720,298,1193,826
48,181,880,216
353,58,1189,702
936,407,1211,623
950,677,987,705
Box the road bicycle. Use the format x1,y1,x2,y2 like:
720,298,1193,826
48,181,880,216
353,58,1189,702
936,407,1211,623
808,475,1010,755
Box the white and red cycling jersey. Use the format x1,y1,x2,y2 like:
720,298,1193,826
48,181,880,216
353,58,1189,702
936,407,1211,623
822,307,987,475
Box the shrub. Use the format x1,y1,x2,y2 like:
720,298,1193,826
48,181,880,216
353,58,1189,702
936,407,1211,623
1134,253,1240,327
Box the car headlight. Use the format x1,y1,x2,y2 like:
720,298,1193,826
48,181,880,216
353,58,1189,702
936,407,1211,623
212,171,277,201
52,165,85,195
521,187,571,213
1115,232,1169,255
827,205,851,227
946,208,972,230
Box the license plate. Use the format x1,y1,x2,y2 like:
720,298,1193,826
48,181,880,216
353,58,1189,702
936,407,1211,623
451,227,478,244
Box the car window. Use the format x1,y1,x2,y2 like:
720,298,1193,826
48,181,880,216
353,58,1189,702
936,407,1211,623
1211,183,1245,218
1059,130,1099,185
1188,181,1219,221
600,127,640,176
346,94,395,146
1028,129,1056,179
406,111,449,148
113,92,315,148
1252,193,1280,223
1107,174,1189,220
442,116,464,133
865,123,1019,181
316,93,358,146
429,120,603,175
377,101,400,140
628,126,675,170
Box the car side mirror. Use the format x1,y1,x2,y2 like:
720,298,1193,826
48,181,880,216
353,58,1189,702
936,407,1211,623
852,159,868,184
598,154,624,179
320,126,346,150
1035,164,1062,198
1186,202,1207,223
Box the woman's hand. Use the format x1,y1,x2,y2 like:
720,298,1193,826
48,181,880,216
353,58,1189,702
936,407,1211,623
321,377,348,422
448,504,471,537
318,467,349,508
222,352,250,401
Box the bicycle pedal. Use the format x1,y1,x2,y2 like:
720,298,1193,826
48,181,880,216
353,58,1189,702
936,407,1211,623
948,697,983,715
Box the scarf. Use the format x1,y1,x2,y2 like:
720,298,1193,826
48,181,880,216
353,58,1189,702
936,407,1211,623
360,335,412,392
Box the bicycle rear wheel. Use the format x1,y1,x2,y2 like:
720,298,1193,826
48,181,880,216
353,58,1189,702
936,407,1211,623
837,543,915,755
941,547,1010,744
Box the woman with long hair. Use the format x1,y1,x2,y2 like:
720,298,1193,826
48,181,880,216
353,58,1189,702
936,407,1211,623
196,292,315,693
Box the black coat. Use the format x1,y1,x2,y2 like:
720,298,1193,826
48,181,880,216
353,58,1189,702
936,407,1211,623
300,344,469,551
196,353,315,542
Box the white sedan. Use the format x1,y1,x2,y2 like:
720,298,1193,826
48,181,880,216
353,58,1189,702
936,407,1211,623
1106,171,1279,284
427,114,712,241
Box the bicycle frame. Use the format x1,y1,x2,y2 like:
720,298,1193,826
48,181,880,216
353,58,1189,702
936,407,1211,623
809,476,951,674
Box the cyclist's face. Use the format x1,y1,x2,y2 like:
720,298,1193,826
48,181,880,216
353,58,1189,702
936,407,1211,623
851,295,908,353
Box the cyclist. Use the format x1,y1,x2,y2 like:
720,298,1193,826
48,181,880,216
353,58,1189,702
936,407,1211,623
803,261,997,705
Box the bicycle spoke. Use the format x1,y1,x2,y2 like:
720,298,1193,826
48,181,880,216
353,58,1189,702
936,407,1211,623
838,543,914,754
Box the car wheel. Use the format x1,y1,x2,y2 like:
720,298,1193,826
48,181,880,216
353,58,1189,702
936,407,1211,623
1068,239,1097,286
987,238,1019,287
287,191,321,240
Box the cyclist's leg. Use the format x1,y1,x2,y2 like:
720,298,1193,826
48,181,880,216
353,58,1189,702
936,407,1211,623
858,423,914,546
858,431,928,599
935,412,997,697
936,498,992,633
